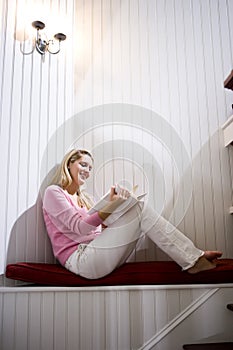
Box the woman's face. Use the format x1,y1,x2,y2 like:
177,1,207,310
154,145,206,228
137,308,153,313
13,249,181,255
69,154,93,187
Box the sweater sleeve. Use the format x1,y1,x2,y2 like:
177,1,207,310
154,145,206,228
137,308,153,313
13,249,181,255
43,186,103,236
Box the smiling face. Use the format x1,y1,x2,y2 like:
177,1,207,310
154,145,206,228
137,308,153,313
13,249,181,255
68,154,93,189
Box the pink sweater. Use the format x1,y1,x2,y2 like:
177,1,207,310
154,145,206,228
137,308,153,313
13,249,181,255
43,185,103,266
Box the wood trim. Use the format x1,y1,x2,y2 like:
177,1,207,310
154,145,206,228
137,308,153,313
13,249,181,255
139,288,219,350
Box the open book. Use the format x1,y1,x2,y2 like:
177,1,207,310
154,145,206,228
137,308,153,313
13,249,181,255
88,186,147,223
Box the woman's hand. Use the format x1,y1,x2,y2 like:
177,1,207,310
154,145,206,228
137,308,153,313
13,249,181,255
98,185,131,221
109,185,131,202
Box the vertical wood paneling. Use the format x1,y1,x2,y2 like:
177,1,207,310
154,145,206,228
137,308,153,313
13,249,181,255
40,292,55,350
142,290,156,343
67,292,80,350
0,0,14,271
15,293,29,350
92,291,106,350
1,293,16,349
119,0,131,103
117,291,131,350
72,0,233,261
227,0,233,70
200,0,219,250
0,0,75,275
155,290,169,332
105,291,118,350
54,292,67,350
206,0,228,254
28,293,42,350
0,287,222,350
0,0,232,286
130,291,143,349
177,0,196,243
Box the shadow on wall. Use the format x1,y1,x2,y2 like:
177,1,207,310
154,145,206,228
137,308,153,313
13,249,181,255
5,168,57,271
165,128,232,258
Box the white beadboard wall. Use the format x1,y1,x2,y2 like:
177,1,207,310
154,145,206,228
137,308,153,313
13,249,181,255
1,0,233,273
0,0,75,273
1,1,233,350
1,285,233,350
44,0,233,262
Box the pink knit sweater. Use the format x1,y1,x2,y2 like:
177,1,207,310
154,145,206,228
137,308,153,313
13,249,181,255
43,185,103,266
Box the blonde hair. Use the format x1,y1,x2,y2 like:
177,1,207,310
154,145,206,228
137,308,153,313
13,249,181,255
51,149,94,209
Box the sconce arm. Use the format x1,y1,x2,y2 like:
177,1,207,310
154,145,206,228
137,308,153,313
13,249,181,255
20,41,35,55
47,33,66,55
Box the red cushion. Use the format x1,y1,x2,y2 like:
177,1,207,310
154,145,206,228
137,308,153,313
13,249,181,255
5,259,233,286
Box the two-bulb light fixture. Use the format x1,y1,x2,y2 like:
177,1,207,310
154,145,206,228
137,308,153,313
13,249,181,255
20,20,66,56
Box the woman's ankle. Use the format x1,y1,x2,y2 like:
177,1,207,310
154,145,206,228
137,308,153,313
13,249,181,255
187,256,216,274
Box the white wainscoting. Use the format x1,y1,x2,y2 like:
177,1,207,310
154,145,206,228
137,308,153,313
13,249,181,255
1,285,233,350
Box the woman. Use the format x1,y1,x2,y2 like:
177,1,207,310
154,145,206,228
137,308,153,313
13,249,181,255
42,149,222,279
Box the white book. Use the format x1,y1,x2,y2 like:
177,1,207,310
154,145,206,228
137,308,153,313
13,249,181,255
88,187,147,224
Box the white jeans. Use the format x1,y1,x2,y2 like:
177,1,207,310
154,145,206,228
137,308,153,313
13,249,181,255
65,202,203,279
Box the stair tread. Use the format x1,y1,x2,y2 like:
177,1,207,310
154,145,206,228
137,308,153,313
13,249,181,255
183,342,233,350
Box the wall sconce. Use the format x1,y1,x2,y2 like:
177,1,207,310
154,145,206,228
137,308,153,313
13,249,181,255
20,20,66,55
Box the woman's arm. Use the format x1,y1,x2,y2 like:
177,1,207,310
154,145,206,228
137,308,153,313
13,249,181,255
43,186,103,235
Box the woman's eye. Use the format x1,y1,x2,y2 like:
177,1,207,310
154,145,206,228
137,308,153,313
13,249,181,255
80,162,92,171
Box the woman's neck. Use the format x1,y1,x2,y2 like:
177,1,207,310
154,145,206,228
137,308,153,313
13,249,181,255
66,183,80,195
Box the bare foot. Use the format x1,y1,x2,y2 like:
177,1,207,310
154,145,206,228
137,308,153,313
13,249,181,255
204,251,222,261
187,256,216,274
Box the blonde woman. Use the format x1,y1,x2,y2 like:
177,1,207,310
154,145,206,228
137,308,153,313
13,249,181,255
42,149,222,279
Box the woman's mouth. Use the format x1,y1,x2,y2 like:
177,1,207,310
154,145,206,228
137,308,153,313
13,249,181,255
79,173,87,181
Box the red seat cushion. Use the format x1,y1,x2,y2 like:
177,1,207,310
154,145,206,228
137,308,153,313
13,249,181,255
5,259,233,286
